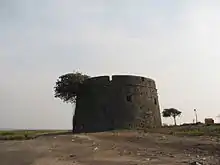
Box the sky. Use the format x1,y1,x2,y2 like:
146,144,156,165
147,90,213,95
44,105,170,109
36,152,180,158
1,0,220,129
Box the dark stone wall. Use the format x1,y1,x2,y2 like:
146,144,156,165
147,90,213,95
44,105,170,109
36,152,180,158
73,75,162,133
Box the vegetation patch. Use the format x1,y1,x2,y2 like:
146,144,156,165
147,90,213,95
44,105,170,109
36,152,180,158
0,130,70,140
146,124,220,137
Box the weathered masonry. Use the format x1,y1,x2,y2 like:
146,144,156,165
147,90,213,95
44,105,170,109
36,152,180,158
73,75,162,133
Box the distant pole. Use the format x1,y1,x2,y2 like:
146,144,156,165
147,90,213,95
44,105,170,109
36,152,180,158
194,109,198,123
217,115,220,123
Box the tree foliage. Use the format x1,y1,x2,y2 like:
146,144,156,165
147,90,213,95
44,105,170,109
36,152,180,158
54,71,90,103
162,108,182,126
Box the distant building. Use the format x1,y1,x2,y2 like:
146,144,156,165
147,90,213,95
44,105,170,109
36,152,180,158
205,118,214,125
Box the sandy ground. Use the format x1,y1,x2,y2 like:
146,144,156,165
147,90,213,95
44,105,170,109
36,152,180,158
0,131,220,165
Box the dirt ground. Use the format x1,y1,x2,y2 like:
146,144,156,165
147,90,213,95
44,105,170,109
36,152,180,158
0,131,220,165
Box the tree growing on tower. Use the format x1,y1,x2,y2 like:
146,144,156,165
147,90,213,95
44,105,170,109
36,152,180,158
54,71,90,132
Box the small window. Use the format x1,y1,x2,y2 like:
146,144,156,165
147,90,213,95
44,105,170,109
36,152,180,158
141,77,145,81
154,98,157,105
126,95,132,102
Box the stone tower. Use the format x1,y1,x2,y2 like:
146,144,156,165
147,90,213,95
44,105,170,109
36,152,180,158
73,75,162,133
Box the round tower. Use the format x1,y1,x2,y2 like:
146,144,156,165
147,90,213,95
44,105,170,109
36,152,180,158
74,75,161,133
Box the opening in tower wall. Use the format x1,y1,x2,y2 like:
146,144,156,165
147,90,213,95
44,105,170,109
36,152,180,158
154,98,157,105
126,95,132,102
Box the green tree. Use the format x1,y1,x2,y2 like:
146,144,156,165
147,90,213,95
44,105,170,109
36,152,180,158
54,71,90,103
54,71,90,132
162,108,182,126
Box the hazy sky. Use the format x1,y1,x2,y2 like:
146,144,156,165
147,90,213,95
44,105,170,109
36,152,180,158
1,0,220,129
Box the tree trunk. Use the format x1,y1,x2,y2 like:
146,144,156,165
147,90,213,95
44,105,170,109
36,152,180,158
72,115,76,133
72,103,76,133
173,116,177,126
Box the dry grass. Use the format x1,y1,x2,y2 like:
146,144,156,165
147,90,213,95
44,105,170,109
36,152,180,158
146,124,220,137
0,130,70,140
